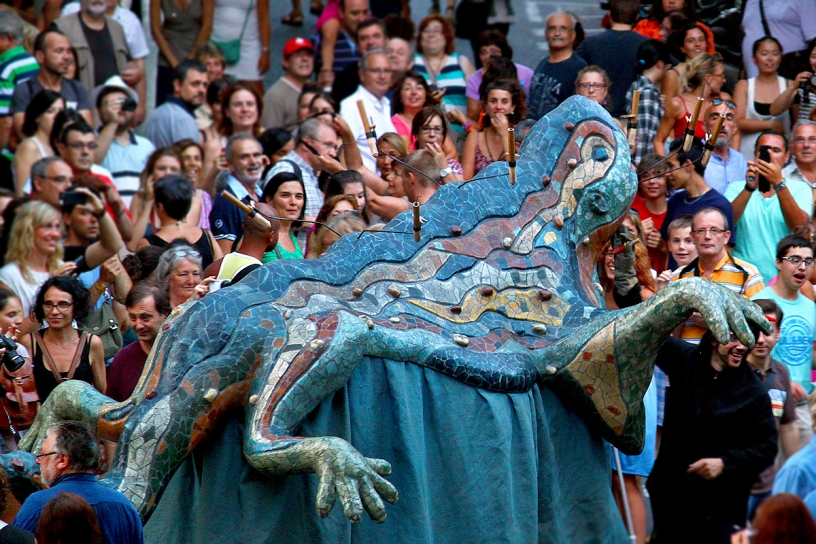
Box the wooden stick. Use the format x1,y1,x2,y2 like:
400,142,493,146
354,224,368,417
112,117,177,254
627,89,640,151
220,191,272,229
357,100,379,158
701,113,726,167
683,96,704,152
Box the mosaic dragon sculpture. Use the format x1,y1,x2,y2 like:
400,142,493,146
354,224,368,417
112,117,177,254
15,97,765,539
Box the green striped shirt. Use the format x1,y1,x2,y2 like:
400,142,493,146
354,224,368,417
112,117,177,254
0,45,38,117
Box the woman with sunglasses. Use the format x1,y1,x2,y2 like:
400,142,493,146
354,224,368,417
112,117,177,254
653,53,729,156
19,276,105,402
734,37,791,159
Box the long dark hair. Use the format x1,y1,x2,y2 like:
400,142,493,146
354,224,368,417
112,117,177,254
480,79,528,128
22,90,63,138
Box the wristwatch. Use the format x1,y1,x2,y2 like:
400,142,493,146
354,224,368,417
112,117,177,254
775,180,787,192
439,167,451,178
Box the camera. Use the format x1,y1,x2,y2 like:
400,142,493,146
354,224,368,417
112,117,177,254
119,97,138,112
60,190,88,210
0,336,25,373
800,75,816,104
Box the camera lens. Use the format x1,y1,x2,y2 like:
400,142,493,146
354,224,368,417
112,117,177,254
809,74,816,89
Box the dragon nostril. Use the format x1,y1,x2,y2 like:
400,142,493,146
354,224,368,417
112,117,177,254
588,193,610,214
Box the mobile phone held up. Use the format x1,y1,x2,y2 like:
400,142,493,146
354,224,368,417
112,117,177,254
757,145,771,192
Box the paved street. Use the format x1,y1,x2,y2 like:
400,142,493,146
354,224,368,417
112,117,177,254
267,0,607,86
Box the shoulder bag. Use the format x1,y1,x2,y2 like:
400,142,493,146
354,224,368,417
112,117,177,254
212,0,255,65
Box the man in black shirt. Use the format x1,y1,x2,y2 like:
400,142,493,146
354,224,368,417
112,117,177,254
647,331,777,543
61,186,124,275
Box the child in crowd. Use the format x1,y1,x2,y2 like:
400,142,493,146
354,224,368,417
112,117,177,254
656,215,696,291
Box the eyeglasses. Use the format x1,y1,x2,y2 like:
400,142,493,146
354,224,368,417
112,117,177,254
43,301,73,312
578,82,606,91
692,227,726,237
41,175,75,184
710,98,736,109
546,25,573,33
421,28,443,36
365,68,393,75
781,256,816,267
315,139,340,151
66,141,99,150
35,451,60,460
794,136,816,145
420,125,444,134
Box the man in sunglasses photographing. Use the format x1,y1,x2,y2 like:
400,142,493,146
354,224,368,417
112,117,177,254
703,98,748,195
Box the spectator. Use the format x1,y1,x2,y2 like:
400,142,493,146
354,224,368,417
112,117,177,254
769,39,816,123
385,36,414,80
735,37,791,160
193,42,226,84
128,147,183,248
262,117,331,225
725,131,812,283
332,18,388,104
626,40,670,165
11,30,93,138
29,157,72,210
149,0,213,107
196,76,228,142
411,106,463,183
466,30,533,121
751,235,816,448
202,202,279,281
527,12,587,121
734,494,816,544
60,186,123,275
143,60,208,149
0,465,33,542
647,330,777,542
155,244,207,308
599,213,657,308
35,492,101,544
106,283,170,402
259,128,294,168
313,0,369,90
0,9,37,166
469,56,520,124
659,138,736,270
306,91,338,124
773,434,816,499
398,149,440,204
633,0,715,54
324,169,370,223
462,79,526,180
295,83,321,125
310,212,366,257
261,38,314,132
12,421,143,543
93,76,155,209
573,65,615,114
210,0,270,97
121,245,164,284
136,175,221,269
412,15,476,136
654,53,729,156
305,194,358,258
656,215,697,290
745,299,801,517
259,171,305,262
663,22,712,101
339,49,397,173
12,91,64,196
210,133,265,253
740,0,816,79
781,121,816,198
703,98,747,195
575,0,648,116
632,154,669,273
173,139,211,229
20,276,106,400
52,0,138,97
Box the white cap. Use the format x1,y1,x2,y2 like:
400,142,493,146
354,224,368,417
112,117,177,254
92,75,138,108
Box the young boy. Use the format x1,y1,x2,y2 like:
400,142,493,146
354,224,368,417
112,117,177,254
656,215,697,290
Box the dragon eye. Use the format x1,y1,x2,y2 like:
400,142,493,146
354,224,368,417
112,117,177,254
592,146,609,162
588,192,610,215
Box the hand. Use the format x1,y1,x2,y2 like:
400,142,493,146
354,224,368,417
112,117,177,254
187,277,217,303
317,155,344,175
791,380,808,403
72,187,105,216
753,157,784,187
144,175,156,203
446,109,466,126
688,458,724,480
308,436,398,523
491,112,509,135
426,142,447,170
52,262,77,277
731,529,752,544
430,88,446,103
645,229,662,249
100,95,125,126
258,50,271,75
119,64,142,86
794,71,813,85
745,163,759,191
98,255,123,286
317,70,334,89
216,149,228,171
656,269,672,291
641,217,654,234
331,115,353,140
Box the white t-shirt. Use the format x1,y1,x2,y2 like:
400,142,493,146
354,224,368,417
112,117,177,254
0,263,51,317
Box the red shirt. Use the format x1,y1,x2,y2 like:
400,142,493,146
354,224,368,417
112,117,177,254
106,341,149,402
632,194,668,273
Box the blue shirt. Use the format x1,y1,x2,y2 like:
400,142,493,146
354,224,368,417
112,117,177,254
704,148,748,195
143,96,200,148
100,131,155,208
12,473,143,544
210,175,259,244
773,436,816,497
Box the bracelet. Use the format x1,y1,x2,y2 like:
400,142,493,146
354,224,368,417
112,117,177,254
744,184,756,193
114,206,126,218
261,46,270,52
775,180,787,192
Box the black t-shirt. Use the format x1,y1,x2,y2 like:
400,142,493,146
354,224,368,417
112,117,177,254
63,245,93,274
527,54,588,120
575,30,649,116
331,61,361,105
79,18,119,87
0,524,35,544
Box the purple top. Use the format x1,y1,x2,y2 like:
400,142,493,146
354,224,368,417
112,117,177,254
466,64,534,100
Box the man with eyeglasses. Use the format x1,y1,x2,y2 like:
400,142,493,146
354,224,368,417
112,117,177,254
782,121,816,195
725,130,812,283
703,99,747,195
30,156,73,210
12,421,143,543
527,12,586,121
339,49,397,173
751,235,816,447
332,18,387,104
671,207,764,345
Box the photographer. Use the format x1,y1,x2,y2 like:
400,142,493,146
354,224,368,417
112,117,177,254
769,40,816,124
92,77,155,209
61,187,124,276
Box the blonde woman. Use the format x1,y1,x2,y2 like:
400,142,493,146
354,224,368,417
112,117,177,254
0,201,73,333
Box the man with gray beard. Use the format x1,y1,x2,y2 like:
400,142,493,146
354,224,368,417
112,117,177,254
703,99,748,195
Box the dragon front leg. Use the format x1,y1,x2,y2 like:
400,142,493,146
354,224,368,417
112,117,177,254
536,277,769,453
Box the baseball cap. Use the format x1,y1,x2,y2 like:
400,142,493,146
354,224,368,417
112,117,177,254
283,37,314,57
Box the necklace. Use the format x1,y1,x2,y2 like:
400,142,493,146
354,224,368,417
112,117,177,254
484,129,504,162
683,187,709,204
423,54,446,83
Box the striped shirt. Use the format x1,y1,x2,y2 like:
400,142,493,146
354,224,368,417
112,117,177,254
312,30,359,74
671,253,765,344
0,45,38,117
413,52,468,130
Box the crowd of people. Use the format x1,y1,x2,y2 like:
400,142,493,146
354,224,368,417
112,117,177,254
0,0,808,541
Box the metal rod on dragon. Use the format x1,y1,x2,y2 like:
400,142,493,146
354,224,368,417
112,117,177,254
412,201,421,242
507,127,516,185
357,100,379,158
682,96,704,152
627,89,640,152
701,113,725,167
